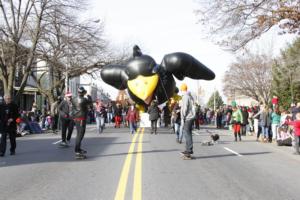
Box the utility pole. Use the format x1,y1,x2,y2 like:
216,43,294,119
213,88,216,111
197,80,200,104
65,27,70,94
213,87,216,126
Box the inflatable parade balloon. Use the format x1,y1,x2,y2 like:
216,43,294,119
100,45,215,108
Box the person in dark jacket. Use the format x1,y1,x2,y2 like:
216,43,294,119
148,100,160,134
50,96,62,134
163,105,171,127
172,102,183,143
58,92,75,146
216,108,223,129
241,107,249,136
259,105,271,142
291,102,300,121
0,94,19,156
114,104,122,128
95,100,106,134
72,87,92,159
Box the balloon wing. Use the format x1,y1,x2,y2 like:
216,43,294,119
161,52,215,81
100,65,128,90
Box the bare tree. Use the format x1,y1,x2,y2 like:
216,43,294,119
0,0,87,99
30,5,130,105
223,52,273,105
195,0,300,51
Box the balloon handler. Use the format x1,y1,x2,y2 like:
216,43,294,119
100,45,215,112
72,87,93,159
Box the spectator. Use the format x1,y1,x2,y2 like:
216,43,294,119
247,107,254,135
216,108,223,129
95,100,106,134
114,103,122,128
241,107,249,136
126,104,139,134
148,100,160,134
259,105,271,142
0,94,19,156
58,92,75,146
172,102,183,143
291,102,300,121
286,113,300,155
163,105,171,127
271,106,281,142
107,102,114,124
51,97,63,134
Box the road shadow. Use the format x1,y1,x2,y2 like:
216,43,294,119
91,149,181,158
0,137,124,168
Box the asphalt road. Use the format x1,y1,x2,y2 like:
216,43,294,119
1,124,300,200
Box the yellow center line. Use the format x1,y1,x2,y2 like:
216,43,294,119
133,127,144,200
114,128,140,200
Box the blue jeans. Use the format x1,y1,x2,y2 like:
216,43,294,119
129,122,137,134
262,126,269,138
174,123,183,141
293,135,300,153
96,116,105,133
183,119,193,153
107,112,113,123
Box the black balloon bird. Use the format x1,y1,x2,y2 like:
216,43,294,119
100,45,215,107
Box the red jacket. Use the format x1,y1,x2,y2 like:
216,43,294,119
126,109,139,123
287,120,300,136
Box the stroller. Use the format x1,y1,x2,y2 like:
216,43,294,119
277,124,292,146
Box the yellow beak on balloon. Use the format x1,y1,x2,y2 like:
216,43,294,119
127,74,159,103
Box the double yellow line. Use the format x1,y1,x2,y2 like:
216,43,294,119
114,127,145,200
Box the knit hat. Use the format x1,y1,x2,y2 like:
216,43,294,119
78,86,87,94
65,92,73,97
180,83,187,91
231,101,237,107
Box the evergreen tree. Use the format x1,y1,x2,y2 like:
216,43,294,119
207,91,224,110
272,38,300,110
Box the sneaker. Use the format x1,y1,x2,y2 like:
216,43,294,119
60,141,68,147
0,153,4,157
181,154,192,160
10,151,15,155
79,149,87,154
75,152,86,159
66,140,71,145
180,150,193,155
